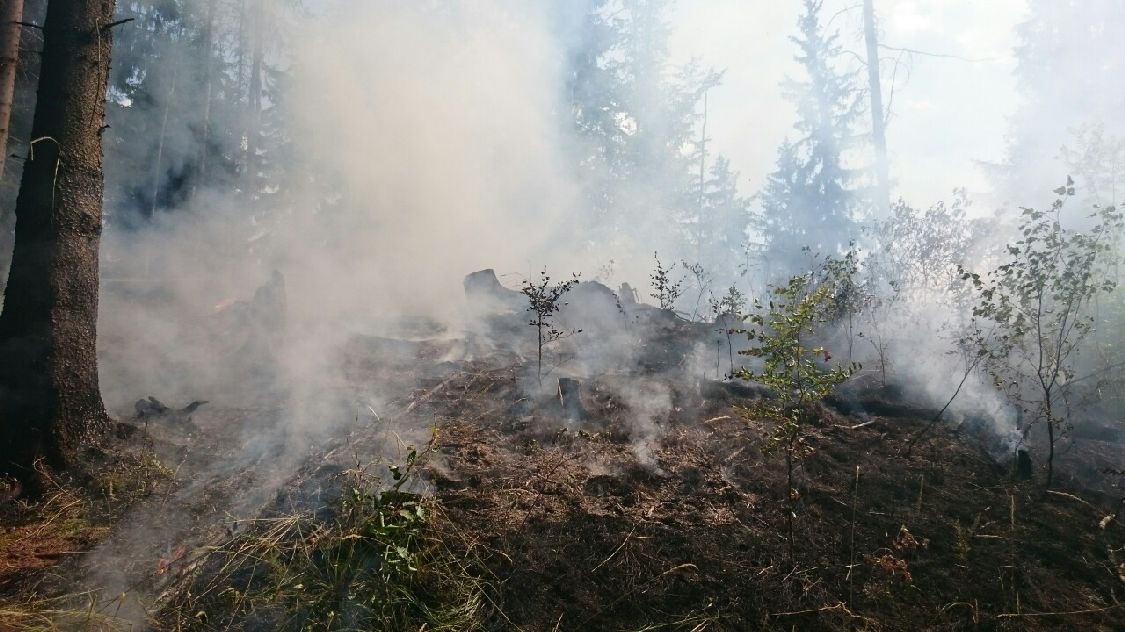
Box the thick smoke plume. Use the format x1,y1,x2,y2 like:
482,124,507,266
2,1,1116,623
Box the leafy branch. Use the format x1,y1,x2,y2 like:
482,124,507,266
737,273,859,565
959,178,1122,487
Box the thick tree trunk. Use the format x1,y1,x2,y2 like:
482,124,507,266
864,0,890,216
0,0,25,180
0,0,117,482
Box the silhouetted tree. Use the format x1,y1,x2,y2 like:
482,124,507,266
995,0,1125,207
758,0,867,281
565,0,723,262
105,0,294,223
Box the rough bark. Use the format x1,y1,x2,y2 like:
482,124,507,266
0,0,25,179
0,0,117,482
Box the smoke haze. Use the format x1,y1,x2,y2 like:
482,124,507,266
1,2,1122,621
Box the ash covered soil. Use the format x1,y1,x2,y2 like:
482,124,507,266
2,301,1124,631
414,359,1125,631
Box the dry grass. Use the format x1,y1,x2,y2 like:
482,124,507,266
149,439,488,631
0,446,177,629
422,365,1125,631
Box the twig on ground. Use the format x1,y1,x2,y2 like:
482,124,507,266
996,603,1122,619
768,601,861,618
591,525,638,572
1046,490,1098,512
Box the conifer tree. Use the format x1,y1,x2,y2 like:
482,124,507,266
0,0,119,488
566,0,724,264
758,0,867,280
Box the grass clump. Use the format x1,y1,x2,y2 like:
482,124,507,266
0,592,134,631
158,433,486,631
0,450,175,631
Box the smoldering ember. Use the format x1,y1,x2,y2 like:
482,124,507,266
0,1,1123,630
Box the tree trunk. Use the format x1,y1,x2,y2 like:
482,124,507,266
0,0,117,483
150,38,179,215
1045,401,1055,489
0,0,25,180
696,90,708,263
194,0,216,195
785,441,795,566
863,0,890,216
244,0,263,190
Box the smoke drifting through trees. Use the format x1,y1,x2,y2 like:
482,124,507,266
0,2,1081,455
0,2,1119,624
0,0,1118,530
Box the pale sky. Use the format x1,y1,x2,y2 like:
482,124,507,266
668,0,1029,207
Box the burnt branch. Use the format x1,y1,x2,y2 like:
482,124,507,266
100,18,135,31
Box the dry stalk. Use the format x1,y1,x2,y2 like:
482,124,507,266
1046,489,1098,511
767,601,863,619
592,525,638,572
846,465,860,605
996,603,1122,619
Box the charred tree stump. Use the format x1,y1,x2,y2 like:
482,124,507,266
1016,449,1033,481
558,377,585,421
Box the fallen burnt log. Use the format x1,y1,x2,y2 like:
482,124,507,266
134,396,208,420
699,379,772,403
824,393,944,419
130,397,209,440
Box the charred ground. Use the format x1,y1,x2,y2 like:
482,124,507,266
0,274,1123,631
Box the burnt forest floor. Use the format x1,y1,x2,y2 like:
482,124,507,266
0,341,1123,631
417,360,1125,631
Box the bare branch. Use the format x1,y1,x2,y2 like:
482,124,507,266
100,18,135,32
878,43,998,64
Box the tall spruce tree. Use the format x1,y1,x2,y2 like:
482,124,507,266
695,156,752,285
758,0,867,281
0,0,118,488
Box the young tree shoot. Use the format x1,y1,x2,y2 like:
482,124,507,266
961,179,1122,488
737,273,859,565
521,269,580,386
650,251,684,310
710,285,747,377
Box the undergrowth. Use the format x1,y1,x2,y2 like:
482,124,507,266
0,447,176,630
155,431,486,631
